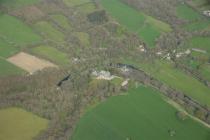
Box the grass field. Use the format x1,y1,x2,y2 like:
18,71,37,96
77,3,97,14
63,0,91,7
184,19,210,31
31,45,69,65
0,58,24,76
0,39,19,58
199,64,210,81
180,36,210,81
50,14,72,31
123,59,210,107
183,37,210,53
0,107,48,140
110,77,124,86
0,0,40,9
100,0,172,48
72,86,210,140
191,0,210,10
183,54,210,82
176,4,202,21
176,3,210,31
74,32,90,47
34,21,65,44
0,14,41,46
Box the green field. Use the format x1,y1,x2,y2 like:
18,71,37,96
100,0,172,47
34,21,65,44
184,20,210,31
77,3,97,14
176,4,202,21
183,55,210,82
72,86,210,140
110,77,124,86
0,14,41,46
63,0,91,7
191,0,210,10
0,0,40,9
199,64,210,81
50,14,72,31
177,2,210,31
0,58,24,76
74,32,90,47
180,36,210,81
0,107,48,140
31,45,69,65
0,39,19,58
184,37,210,53
123,59,210,107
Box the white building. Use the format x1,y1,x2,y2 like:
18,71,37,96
92,70,116,80
203,10,210,17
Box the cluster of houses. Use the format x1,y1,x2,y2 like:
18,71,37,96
92,70,116,80
156,47,208,61
156,49,191,60
91,70,129,86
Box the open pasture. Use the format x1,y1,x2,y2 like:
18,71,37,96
0,39,19,58
7,52,58,74
100,0,172,48
176,4,202,21
74,32,90,47
34,21,65,44
72,86,210,140
0,58,24,76
0,14,41,46
176,3,210,31
50,14,72,31
184,20,210,31
199,64,210,81
123,59,210,107
0,107,48,140
191,0,210,10
31,45,69,66
0,0,40,9
63,0,91,7
77,3,97,14
183,36,210,53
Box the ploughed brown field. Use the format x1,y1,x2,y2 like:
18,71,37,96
7,52,58,74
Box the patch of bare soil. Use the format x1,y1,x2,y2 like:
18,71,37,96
7,52,58,74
